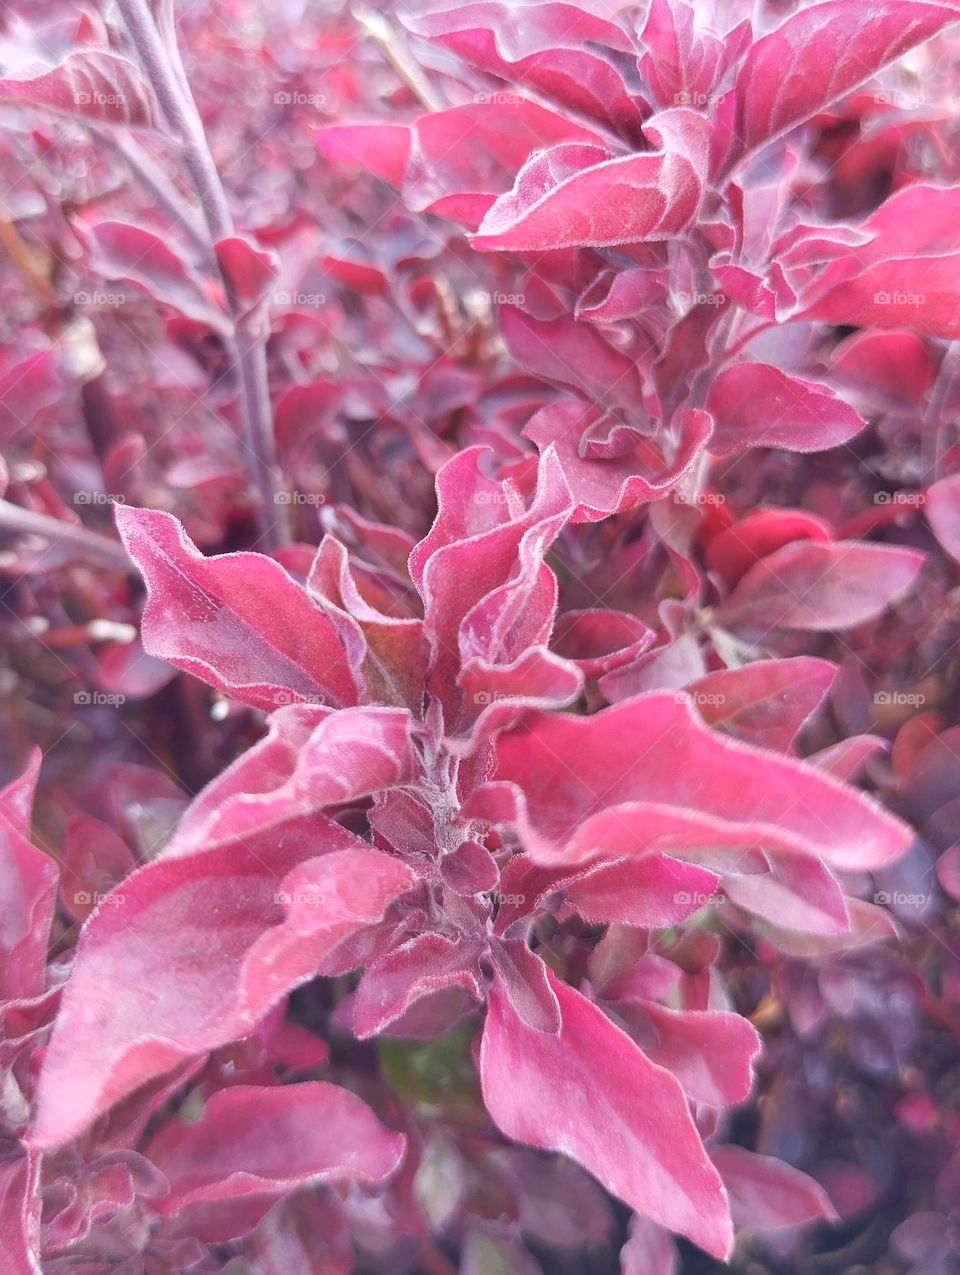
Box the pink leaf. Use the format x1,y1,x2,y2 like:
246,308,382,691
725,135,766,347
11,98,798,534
722,854,851,935
562,855,721,928
489,939,561,1033
480,969,733,1258
31,837,413,1149
0,1149,41,1275
81,221,228,331
524,401,712,520
0,51,159,127
116,506,361,711
162,705,418,857
401,2,646,136
620,1214,678,1275
685,658,836,751
352,933,483,1039
728,1,958,158
471,110,709,250
636,1004,761,1107
716,540,925,633
0,752,58,1001
925,473,960,562
214,236,278,315
466,692,913,871
706,363,868,454
145,1083,404,1214
709,1145,836,1230
0,349,62,444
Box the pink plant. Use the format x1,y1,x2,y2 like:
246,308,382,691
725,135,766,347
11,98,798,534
0,0,958,1272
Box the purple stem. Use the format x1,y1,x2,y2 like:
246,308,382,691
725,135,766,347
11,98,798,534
114,0,286,550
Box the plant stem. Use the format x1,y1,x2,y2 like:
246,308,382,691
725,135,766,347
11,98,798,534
0,500,132,571
115,0,286,550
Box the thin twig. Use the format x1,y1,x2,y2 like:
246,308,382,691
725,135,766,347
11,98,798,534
353,5,445,112
115,0,286,550
0,499,132,571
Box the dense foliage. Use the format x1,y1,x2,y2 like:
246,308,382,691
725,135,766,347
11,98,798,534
0,0,959,1271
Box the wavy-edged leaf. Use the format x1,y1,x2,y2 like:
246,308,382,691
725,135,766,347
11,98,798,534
480,969,733,1258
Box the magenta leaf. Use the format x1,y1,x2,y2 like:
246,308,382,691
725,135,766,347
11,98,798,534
620,1214,678,1275
709,1145,836,1230
467,692,913,871
562,854,720,928
353,933,483,1039
0,1149,41,1275
0,752,58,1002
214,236,278,316
706,363,868,454
81,222,229,331
0,51,159,127
716,540,925,633
925,473,960,562
722,853,850,936
471,110,709,250
31,837,413,1149
728,1,958,160
144,1083,405,1215
401,2,646,135
524,401,712,520
480,968,733,1258
685,657,836,752
116,506,361,711
488,939,561,1034
634,1003,761,1107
